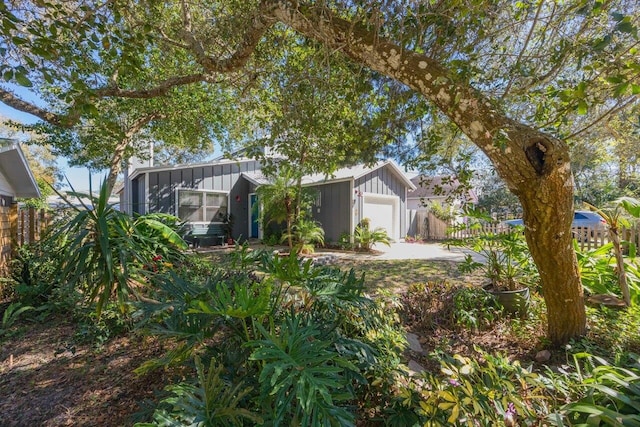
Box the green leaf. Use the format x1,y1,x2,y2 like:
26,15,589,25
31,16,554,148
614,83,629,97
14,72,33,88
577,100,588,115
616,21,635,34
592,35,611,51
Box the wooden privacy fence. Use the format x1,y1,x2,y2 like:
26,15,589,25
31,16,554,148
0,206,49,276
409,209,640,252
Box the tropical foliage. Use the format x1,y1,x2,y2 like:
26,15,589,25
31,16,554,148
353,219,391,252
133,249,407,425
281,218,325,254
25,181,187,315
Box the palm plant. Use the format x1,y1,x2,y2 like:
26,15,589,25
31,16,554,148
282,218,325,254
255,166,316,250
48,179,187,315
255,167,299,249
353,219,391,251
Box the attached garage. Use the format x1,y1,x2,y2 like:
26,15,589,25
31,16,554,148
362,193,400,241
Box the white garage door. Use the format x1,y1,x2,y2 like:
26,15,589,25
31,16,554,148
362,194,400,241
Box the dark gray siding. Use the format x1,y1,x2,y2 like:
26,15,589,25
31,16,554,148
142,160,261,239
310,181,351,243
355,165,408,237
131,176,145,215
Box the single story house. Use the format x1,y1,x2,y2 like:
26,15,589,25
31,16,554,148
123,155,415,243
0,138,41,274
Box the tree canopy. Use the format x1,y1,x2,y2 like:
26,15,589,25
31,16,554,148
1,0,639,344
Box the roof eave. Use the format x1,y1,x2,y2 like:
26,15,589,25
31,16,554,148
0,143,41,198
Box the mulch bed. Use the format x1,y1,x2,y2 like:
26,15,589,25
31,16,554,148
0,318,168,426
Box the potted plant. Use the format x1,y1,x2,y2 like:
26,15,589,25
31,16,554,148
448,223,537,316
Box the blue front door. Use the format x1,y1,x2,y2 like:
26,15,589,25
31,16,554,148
249,194,259,238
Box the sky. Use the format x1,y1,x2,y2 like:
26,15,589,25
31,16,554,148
0,87,104,192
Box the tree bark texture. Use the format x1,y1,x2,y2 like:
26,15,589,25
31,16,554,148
269,2,586,344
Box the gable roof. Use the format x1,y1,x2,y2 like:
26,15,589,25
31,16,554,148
409,175,477,203
130,153,416,191
300,160,416,189
0,139,41,198
128,156,259,180
242,160,416,189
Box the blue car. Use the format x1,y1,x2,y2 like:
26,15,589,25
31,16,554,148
505,210,607,235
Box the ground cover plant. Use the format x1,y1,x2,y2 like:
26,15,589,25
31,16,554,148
3,211,640,425
131,248,408,425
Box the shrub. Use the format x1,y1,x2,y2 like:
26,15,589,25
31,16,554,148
338,231,353,250
135,356,261,426
45,181,187,315
400,281,456,331
354,221,391,251
453,286,503,331
553,352,640,426
134,248,407,425
281,218,325,254
394,350,557,426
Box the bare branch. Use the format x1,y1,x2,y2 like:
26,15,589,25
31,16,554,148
566,98,636,140
501,0,543,99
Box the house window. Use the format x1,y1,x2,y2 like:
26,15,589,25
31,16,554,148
177,189,228,222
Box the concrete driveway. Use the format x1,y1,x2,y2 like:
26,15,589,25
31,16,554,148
340,241,472,261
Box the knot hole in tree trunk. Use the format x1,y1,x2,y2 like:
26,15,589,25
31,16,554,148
525,139,549,175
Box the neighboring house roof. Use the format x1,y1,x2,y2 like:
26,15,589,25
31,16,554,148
408,175,477,203
0,139,41,198
46,193,120,209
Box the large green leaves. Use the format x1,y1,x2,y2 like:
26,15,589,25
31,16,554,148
47,180,187,315
135,356,262,427
249,312,357,426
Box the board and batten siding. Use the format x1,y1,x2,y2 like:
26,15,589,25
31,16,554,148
133,160,261,239
310,181,352,243
354,165,408,238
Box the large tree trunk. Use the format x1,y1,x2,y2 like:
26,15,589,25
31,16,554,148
269,3,586,344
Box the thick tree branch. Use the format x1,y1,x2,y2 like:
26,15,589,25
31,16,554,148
267,1,570,186
181,2,277,74
0,87,75,127
106,112,161,194
0,73,223,127
93,74,219,98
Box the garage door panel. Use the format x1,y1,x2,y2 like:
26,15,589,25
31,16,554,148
362,194,399,240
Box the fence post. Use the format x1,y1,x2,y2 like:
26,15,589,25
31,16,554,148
38,208,46,240
19,209,25,246
28,207,36,243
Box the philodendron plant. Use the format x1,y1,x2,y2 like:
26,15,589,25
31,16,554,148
448,209,537,292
